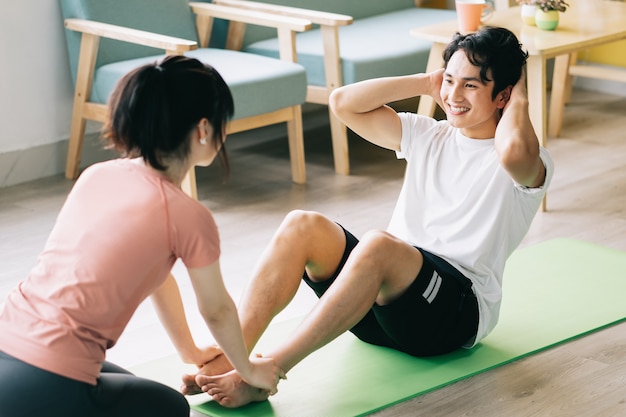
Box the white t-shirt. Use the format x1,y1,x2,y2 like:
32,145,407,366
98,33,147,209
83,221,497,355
387,113,554,346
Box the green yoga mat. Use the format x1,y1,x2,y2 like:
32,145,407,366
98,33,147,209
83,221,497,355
131,238,626,417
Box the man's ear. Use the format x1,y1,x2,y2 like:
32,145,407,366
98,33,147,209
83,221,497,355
496,86,512,109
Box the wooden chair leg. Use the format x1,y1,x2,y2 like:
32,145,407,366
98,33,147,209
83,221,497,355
548,53,573,138
287,105,306,184
417,42,446,117
66,32,100,179
563,53,578,104
318,25,350,176
66,106,88,180
328,110,349,175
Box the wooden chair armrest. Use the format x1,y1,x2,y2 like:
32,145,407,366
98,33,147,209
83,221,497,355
212,0,353,27
189,2,312,32
210,1,352,100
64,18,197,53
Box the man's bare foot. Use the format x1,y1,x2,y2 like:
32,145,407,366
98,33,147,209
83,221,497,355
196,370,270,408
181,353,234,395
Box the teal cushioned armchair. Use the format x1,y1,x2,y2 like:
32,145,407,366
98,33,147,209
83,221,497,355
207,0,457,176
60,0,311,197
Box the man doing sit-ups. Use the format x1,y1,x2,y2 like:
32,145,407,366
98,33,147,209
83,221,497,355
183,26,554,408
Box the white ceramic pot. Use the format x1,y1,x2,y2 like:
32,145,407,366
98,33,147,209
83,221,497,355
521,4,537,26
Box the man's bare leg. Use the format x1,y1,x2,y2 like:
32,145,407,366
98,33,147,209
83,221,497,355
184,210,347,395
196,211,425,408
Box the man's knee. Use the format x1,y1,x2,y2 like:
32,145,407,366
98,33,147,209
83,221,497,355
282,210,332,235
358,230,398,253
353,230,415,268
281,210,347,282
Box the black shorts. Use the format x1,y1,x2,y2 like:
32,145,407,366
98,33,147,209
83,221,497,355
303,226,479,357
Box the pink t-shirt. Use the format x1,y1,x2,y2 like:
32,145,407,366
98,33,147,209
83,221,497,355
0,159,220,384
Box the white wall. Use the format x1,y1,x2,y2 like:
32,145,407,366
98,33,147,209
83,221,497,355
0,2,76,187
0,2,73,151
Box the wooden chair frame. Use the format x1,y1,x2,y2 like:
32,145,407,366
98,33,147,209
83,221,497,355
549,52,626,138
64,3,312,198
211,0,514,175
213,0,353,175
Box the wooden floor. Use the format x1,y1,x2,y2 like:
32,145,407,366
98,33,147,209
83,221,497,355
1,89,625,416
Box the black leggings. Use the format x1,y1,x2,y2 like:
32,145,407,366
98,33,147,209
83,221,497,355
0,351,189,417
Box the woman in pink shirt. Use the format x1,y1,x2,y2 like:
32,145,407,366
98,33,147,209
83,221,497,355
0,55,284,417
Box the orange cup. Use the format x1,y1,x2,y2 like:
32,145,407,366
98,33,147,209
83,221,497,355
455,0,494,33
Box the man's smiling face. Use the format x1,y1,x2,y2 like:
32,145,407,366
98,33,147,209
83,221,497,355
441,50,508,139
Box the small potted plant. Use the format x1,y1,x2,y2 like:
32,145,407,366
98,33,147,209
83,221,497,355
533,0,569,30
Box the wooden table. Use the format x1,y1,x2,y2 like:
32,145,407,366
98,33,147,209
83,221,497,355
411,1,626,150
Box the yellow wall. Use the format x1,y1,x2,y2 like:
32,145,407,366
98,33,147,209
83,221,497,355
580,41,626,68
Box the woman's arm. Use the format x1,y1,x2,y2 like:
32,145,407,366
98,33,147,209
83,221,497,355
187,261,284,391
329,69,444,151
495,70,546,188
151,273,221,365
